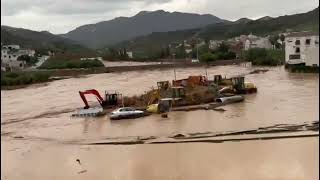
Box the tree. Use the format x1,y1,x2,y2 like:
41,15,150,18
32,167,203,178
269,35,279,48
175,44,186,59
160,48,165,58
200,53,217,64
165,46,170,57
17,55,31,62
216,42,229,53
17,55,38,66
280,34,285,42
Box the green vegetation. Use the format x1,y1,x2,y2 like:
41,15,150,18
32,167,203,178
17,55,38,66
200,7,319,40
111,29,199,60
101,48,129,60
1,71,50,86
213,43,236,60
242,48,285,66
114,7,318,56
1,26,95,55
200,53,218,63
199,42,236,63
38,59,104,69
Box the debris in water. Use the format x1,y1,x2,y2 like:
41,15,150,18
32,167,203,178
171,134,186,138
13,136,24,139
78,170,87,174
212,108,226,112
249,69,269,74
161,113,168,118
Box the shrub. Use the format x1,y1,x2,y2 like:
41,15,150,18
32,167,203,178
200,53,218,63
243,48,284,66
39,59,104,69
1,72,50,87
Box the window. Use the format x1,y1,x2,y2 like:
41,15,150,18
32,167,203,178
316,40,319,45
19,63,22,67
289,54,301,60
13,55,16,57
295,47,300,53
9,56,11,58
295,40,300,45
312,64,318,67
306,39,311,45
4,55,6,58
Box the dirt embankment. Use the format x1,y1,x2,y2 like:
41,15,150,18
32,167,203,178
36,59,245,76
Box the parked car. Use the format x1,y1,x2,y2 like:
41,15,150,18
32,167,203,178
110,107,144,120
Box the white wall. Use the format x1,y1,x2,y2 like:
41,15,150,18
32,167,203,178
285,35,319,66
3,45,20,50
126,52,133,58
245,38,272,50
1,46,34,69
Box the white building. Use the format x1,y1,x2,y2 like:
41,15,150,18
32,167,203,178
185,48,192,54
209,40,223,50
1,44,36,71
244,36,272,50
3,45,20,50
126,51,133,58
285,32,319,66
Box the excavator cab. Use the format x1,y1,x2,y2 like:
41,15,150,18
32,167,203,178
104,92,122,107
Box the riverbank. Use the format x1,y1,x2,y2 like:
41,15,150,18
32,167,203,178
2,60,245,90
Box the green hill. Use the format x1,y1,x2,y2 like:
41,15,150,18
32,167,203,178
1,26,95,55
113,7,319,57
199,7,319,40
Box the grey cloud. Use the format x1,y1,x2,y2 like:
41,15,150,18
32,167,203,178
1,0,173,16
1,0,318,34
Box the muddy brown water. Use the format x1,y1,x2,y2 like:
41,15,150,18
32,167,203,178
1,65,319,180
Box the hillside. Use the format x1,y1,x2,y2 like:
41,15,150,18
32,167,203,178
62,10,226,49
234,18,253,24
199,7,319,40
115,7,319,54
1,26,95,55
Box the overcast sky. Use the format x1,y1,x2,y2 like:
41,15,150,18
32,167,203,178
1,0,319,34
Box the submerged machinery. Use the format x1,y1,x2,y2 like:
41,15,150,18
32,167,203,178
79,89,123,109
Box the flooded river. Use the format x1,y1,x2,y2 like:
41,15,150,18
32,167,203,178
1,65,319,180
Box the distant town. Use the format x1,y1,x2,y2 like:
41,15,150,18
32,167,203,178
1,31,319,72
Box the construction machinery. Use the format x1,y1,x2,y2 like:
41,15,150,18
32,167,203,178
79,89,123,109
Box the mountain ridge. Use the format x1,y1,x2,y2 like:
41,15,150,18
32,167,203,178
1,25,94,55
61,10,226,48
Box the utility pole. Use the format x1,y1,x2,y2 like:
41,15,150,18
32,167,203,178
196,39,199,61
205,66,208,78
173,53,176,81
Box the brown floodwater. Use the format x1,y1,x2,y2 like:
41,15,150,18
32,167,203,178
1,65,319,180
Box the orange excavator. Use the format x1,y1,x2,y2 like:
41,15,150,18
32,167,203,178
79,89,122,109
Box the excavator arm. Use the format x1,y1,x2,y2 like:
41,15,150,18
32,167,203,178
79,89,105,109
